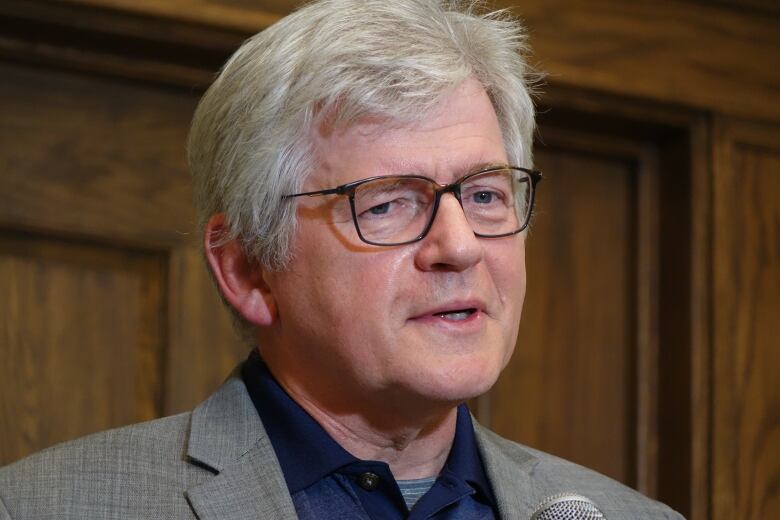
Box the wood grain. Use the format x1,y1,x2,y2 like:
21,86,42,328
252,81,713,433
0,61,246,463
58,0,282,31
0,233,165,465
713,119,780,520
687,117,712,520
498,0,780,123
0,62,197,248
165,246,247,415
0,1,777,121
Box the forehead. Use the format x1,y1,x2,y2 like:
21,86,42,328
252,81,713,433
308,78,507,187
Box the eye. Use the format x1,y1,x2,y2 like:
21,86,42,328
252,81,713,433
359,198,405,219
368,202,392,215
472,191,496,204
354,178,432,222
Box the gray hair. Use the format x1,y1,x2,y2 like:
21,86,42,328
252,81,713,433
187,0,538,272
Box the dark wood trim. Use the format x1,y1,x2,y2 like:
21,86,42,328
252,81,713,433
500,0,780,123
636,144,660,500
0,0,777,121
0,0,258,89
689,116,712,520
710,116,780,520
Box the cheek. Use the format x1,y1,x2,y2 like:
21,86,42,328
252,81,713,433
292,233,414,329
491,239,527,309
339,250,414,318
495,241,526,367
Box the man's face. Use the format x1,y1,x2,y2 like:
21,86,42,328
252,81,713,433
263,78,527,412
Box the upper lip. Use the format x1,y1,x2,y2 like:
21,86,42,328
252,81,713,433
411,298,487,319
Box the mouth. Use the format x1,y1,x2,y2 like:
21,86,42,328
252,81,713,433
434,308,478,321
410,298,487,325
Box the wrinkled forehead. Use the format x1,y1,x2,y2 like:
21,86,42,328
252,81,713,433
306,79,507,186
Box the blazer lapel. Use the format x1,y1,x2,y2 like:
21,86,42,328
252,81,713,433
184,371,298,520
473,422,539,520
182,372,545,520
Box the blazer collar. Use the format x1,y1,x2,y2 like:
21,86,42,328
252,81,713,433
184,368,298,520
182,365,541,520
473,422,539,520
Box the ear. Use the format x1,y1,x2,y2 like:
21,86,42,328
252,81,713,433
203,213,277,326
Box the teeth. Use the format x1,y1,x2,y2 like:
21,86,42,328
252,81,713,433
437,309,475,321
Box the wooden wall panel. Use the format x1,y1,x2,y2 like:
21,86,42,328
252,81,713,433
499,0,780,123
0,62,245,465
166,246,250,415
4,1,776,122
713,120,780,520
0,234,165,465
0,62,196,247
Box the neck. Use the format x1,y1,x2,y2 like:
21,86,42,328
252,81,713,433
267,362,459,480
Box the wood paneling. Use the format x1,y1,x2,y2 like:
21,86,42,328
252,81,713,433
59,0,282,29
0,63,196,247
497,0,780,123
166,246,250,415
713,120,780,520
0,62,246,466
3,1,777,122
0,233,165,464
693,0,780,15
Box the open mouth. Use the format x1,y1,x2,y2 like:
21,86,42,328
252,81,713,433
434,308,478,321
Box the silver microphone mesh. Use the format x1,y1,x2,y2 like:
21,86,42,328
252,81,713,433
530,493,607,520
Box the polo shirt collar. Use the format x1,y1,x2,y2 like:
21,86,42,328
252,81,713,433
241,350,496,505
242,350,356,492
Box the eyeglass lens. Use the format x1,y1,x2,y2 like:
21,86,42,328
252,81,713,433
351,168,532,244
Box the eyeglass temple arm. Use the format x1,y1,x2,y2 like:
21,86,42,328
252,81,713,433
282,186,344,199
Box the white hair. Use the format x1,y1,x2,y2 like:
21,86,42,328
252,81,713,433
187,0,538,272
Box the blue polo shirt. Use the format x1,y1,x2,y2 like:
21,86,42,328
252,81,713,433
241,351,497,519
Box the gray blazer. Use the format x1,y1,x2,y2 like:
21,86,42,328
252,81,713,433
0,371,683,519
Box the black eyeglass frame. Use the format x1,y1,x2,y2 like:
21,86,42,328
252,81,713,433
282,165,543,246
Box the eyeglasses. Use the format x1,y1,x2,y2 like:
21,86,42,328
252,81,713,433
283,166,542,246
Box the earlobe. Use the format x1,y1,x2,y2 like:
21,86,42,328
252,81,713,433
203,214,277,326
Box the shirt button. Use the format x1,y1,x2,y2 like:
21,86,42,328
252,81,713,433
357,472,381,491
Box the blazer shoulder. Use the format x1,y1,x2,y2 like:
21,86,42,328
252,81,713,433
1,412,193,475
475,426,685,519
0,412,210,519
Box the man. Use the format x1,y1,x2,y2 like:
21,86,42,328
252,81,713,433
0,1,683,519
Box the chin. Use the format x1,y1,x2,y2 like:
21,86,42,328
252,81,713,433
411,357,503,405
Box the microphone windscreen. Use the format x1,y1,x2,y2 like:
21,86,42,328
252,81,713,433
530,493,606,519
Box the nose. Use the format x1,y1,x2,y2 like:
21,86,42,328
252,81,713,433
414,193,483,272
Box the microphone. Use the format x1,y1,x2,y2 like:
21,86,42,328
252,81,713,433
530,493,607,519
